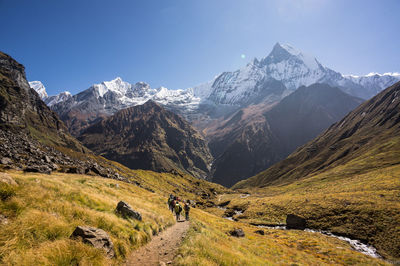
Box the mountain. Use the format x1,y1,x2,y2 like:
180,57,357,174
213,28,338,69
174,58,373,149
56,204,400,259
78,100,212,179
234,81,400,189
345,72,400,97
209,83,363,187
0,52,82,151
45,91,72,106
28,80,48,99
48,43,399,137
29,80,72,106
193,43,399,102
51,77,200,136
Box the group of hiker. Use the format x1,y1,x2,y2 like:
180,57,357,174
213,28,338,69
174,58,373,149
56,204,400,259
167,194,190,221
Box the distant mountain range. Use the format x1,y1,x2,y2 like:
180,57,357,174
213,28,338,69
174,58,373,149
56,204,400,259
31,43,399,115
29,43,400,186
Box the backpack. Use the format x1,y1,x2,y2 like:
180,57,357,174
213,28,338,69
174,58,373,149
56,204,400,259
175,203,182,213
184,203,190,212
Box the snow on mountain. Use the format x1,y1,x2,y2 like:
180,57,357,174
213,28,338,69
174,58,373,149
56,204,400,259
49,43,399,128
344,72,400,96
193,42,400,102
53,77,201,116
45,91,72,106
29,81,48,99
28,80,72,106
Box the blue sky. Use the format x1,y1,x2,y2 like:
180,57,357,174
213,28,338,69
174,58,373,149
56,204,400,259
1,0,399,95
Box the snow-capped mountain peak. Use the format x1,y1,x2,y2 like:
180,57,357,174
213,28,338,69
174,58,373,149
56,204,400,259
29,81,48,99
261,42,320,71
45,91,72,106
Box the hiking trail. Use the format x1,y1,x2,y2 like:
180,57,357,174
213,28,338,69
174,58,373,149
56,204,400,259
125,220,190,266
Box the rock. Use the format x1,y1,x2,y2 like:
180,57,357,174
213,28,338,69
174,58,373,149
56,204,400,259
224,209,236,217
286,214,307,230
0,214,8,225
229,228,245,237
218,200,230,207
67,167,85,174
116,201,142,221
44,155,51,163
70,226,115,258
90,164,102,175
0,172,18,186
1,157,12,165
24,165,51,174
159,261,166,266
254,230,265,235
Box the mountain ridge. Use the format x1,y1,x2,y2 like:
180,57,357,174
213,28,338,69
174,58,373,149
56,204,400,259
78,100,213,179
234,80,400,189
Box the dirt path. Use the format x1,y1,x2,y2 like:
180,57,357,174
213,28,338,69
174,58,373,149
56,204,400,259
125,219,190,266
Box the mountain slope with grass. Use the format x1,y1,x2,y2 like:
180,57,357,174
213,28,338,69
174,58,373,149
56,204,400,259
78,100,213,179
226,81,400,260
235,81,400,188
209,83,362,187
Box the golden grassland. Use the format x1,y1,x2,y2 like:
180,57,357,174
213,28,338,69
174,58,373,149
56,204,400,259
176,208,387,265
0,165,229,265
212,161,400,260
0,171,176,265
0,150,398,265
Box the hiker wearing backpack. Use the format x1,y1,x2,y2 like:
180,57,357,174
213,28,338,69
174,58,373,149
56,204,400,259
167,196,172,211
170,198,176,213
174,201,183,221
184,200,190,221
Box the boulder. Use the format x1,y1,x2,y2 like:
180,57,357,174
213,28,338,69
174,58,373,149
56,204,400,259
116,201,142,221
70,226,115,258
0,172,18,186
43,155,52,163
286,214,307,230
24,165,51,174
1,157,12,165
229,228,245,237
224,209,236,217
67,167,85,174
254,229,265,235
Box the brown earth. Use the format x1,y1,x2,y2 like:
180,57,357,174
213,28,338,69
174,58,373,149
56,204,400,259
125,220,189,266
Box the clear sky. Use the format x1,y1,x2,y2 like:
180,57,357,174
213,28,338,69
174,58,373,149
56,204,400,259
1,0,399,95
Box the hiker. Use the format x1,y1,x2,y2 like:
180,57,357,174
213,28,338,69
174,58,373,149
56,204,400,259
167,195,173,212
184,200,190,221
170,197,176,213
174,201,183,221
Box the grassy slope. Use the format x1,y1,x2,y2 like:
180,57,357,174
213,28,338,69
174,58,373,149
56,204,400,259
0,164,229,265
1,168,390,265
213,140,400,260
0,171,174,265
176,208,387,265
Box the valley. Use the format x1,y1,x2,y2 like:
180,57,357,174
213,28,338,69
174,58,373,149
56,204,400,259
0,34,399,265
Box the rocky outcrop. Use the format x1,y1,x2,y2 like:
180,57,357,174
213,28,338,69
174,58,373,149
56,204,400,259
70,226,115,258
79,100,213,179
116,201,142,221
286,214,307,230
0,51,124,180
0,129,121,179
0,172,17,186
229,228,245,237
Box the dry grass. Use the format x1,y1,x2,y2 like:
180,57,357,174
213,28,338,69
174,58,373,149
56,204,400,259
0,171,175,265
214,162,400,260
176,208,388,265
